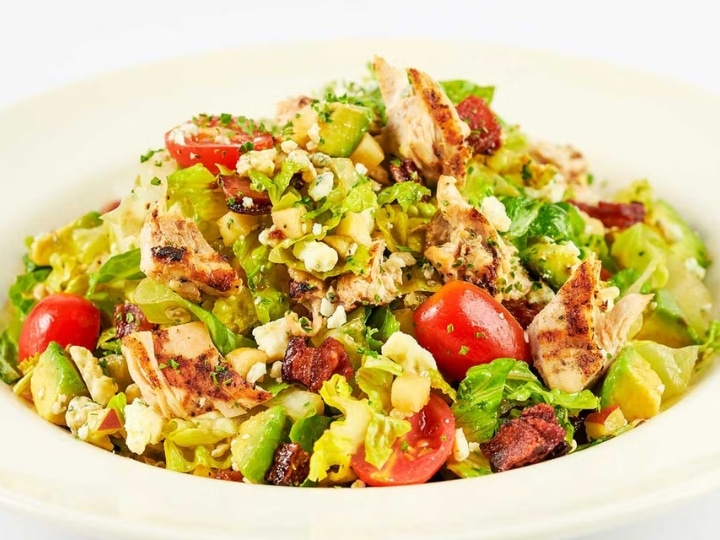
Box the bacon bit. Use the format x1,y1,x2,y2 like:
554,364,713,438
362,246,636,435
389,158,421,184
213,469,244,482
265,442,311,486
455,95,502,156
480,403,568,472
570,200,645,230
114,303,156,339
218,173,272,215
502,298,547,329
281,337,353,392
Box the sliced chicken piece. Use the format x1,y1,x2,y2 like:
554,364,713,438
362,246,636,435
121,321,271,419
139,207,242,302
336,239,413,311
527,256,653,393
528,140,593,202
424,175,532,302
373,56,471,185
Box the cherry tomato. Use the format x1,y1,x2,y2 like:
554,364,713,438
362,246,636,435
164,114,275,174
18,293,101,361
414,281,530,382
351,394,455,486
455,95,502,155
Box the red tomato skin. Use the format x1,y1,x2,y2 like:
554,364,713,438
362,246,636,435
455,96,502,155
351,394,456,487
164,117,275,174
18,294,101,361
413,281,530,382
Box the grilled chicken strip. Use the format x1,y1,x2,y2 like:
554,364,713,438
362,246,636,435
527,256,653,393
122,321,271,419
373,56,471,185
424,175,532,302
139,207,242,302
336,239,414,310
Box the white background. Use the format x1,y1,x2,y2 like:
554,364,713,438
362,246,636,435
0,0,718,538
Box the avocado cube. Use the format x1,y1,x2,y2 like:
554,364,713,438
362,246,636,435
600,346,664,421
231,406,289,483
30,342,89,426
317,103,373,158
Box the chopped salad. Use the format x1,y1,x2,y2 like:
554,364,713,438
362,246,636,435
1,56,718,487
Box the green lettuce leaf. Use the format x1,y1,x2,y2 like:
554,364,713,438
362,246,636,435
233,240,289,324
440,80,495,105
164,440,232,473
308,374,373,482
165,411,241,447
377,183,431,213
0,329,21,384
249,158,305,206
452,358,598,444
8,266,51,318
87,248,144,295
167,164,227,237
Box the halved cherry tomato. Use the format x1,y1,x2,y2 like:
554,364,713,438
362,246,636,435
164,114,275,174
18,293,101,361
455,95,501,155
351,394,455,486
414,281,530,382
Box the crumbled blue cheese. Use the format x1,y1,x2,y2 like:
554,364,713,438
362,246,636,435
326,306,347,329
236,148,278,177
246,362,267,385
280,139,299,153
124,400,165,455
167,122,198,145
252,318,292,360
320,297,335,317
355,162,368,175
312,223,322,236
65,396,101,434
452,428,470,462
293,241,338,273
308,172,334,201
381,331,438,376
69,346,118,407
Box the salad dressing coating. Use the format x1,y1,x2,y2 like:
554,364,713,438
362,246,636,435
1,56,718,487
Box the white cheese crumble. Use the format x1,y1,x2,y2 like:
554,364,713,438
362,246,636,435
308,172,334,201
236,148,278,177
269,360,283,380
312,223,322,236
320,297,335,317
246,362,267,385
124,400,165,455
214,134,231,145
452,428,470,462
65,396,101,434
242,197,254,209
480,195,511,232
294,241,338,273
280,139,299,153
69,346,118,407
381,332,438,376
326,306,347,329
252,318,292,360
168,122,198,145
354,162,368,175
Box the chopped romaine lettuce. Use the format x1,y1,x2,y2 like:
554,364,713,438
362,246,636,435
440,80,495,105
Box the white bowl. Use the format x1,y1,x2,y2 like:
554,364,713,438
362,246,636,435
1,39,720,540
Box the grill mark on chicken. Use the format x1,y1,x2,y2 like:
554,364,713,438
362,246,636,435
527,256,653,393
151,246,187,263
374,57,471,186
480,403,567,472
281,336,353,392
424,176,531,302
139,207,242,302
122,322,271,419
265,442,311,486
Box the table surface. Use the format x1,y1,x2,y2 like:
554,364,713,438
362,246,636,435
1,1,718,538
